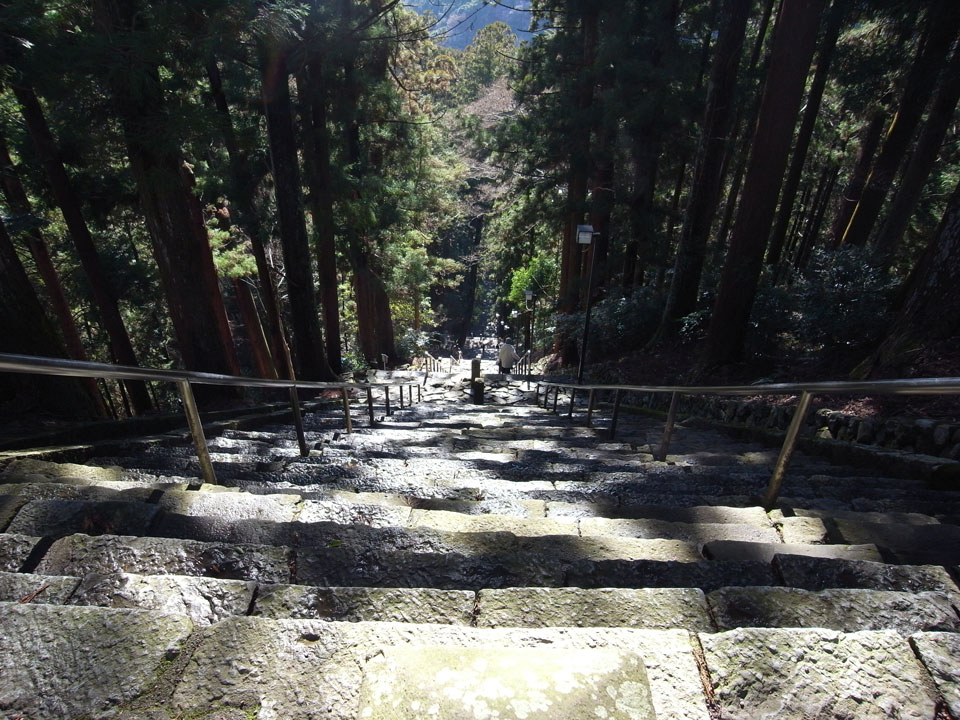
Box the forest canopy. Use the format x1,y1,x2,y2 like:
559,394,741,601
0,0,958,419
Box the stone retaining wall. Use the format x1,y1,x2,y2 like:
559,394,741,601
627,393,960,461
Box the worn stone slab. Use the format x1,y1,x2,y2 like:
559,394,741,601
358,646,656,720
0,602,193,719
708,587,960,635
0,494,27,530
5,498,160,538
830,519,960,565
297,499,412,528
910,632,960,717
0,571,79,604
580,517,780,544
775,515,829,544
171,619,708,720
1,458,126,483
36,533,292,583
771,507,940,525
701,628,939,719
519,534,703,563
68,571,255,624
409,508,577,537
296,546,565,590
703,540,882,563
1,481,161,504
254,585,475,624
773,555,960,593
568,559,777,592
158,489,300,523
410,497,547,518
0,532,40,572
476,587,713,631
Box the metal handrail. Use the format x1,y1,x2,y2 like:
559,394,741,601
0,352,426,485
536,377,960,508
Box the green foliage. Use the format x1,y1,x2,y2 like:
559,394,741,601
554,287,665,360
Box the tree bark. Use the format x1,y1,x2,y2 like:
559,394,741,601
205,56,290,380
857,177,960,377
296,59,343,374
658,0,750,339
0,135,109,415
0,216,99,417
701,0,826,368
829,108,886,248
260,42,334,381
840,0,960,247
11,83,152,414
872,40,960,267
92,0,241,391
766,0,844,266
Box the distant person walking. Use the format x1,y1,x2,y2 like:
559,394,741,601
498,342,521,374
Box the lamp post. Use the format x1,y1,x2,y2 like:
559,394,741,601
524,288,534,359
576,224,597,384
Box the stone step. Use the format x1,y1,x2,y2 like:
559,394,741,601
828,518,960,565
5,601,952,720
703,539,883,563
771,554,960,593
707,586,960,635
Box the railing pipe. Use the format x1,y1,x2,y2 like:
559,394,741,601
177,380,217,485
288,386,309,456
609,389,622,439
656,391,681,461
763,390,815,509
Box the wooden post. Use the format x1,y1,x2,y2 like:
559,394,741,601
341,387,353,434
178,380,217,484
288,385,308,457
367,387,376,426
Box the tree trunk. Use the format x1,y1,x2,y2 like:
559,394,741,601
92,0,241,391
0,135,109,415
872,40,960,267
840,1,960,248
658,0,750,340
260,42,334,381
233,278,277,380
829,108,886,248
11,83,153,414
701,0,826,368
857,177,960,377
0,216,99,417
766,0,845,266
296,60,343,374
205,56,290,380
351,247,398,364
458,216,483,347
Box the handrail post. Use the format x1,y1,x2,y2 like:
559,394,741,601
367,387,376,426
399,384,405,409
178,380,217,484
609,389,622,439
417,385,421,402
763,391,814,509
656,391,681,461
385,386,392,416
288,385,309,457
408,384,413,406
341,387,353,434
552,386,559,413
586,388,596,426
535,384,541,405
568,387,576,417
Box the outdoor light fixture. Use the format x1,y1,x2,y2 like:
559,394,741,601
577,224,594,244
525,288,534,302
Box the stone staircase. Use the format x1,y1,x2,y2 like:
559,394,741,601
0,372,958,719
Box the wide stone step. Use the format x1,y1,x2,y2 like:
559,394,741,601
828,518,960,565
707,586,960,635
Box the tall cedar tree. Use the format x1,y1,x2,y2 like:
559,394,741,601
11,83,153,413
657,0,750,340
92,0,242,385
205,56,292,380
765,0,845,267
258,30,335,381
872,40,960,267
701,0,826,369
0,216,99,416
840,0,960,248
859,177,960,376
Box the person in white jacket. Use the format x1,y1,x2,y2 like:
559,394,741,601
498,342,521,374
